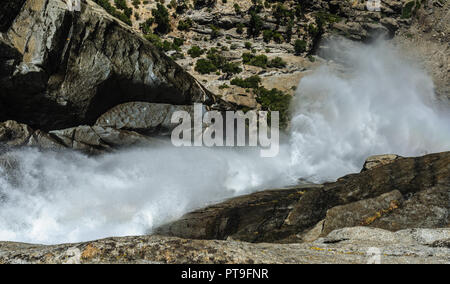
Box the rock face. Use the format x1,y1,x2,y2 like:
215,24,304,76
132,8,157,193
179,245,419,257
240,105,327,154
0,0,215,130
362,154,401,171
0,120,63,150
0,227,448,264
49,125,160,154
0,120,163,154
156,152,450,243
95,102,194,136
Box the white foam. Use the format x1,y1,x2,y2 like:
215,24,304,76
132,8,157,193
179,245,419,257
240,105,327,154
0,39,449,244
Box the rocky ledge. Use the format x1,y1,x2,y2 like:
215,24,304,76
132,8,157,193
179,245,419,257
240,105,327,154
0,151,448,264
157,152,449,243
0,227,448,264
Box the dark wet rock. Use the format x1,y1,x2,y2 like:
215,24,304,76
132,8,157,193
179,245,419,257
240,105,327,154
0,0,26,32
0,0,215,130
157,152,450,243
0,120,62,150
156,185,322,242
320,190,404,236
49,125,159,154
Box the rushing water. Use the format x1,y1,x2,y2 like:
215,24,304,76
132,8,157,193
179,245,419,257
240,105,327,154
1,39,449,244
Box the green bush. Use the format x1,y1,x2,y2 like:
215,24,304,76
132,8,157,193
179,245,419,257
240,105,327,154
263,30,273,43
206,48,226,69
195,59,218,74
233,3,241,14
144,33,163,49
152,3,171,34
236,23,245,34
187,46,205,58
230,75,261,89
210,25,221,39
242,53,268,68
247,11,263,37
178,18,193,31
132,0,141,8
268,57,286,68
141,17,154,34
401,1,416,18
93,0,132,25
272,32,283,43
173,37,184,48
256,87,291,129
221,62,242,75
294,39,307,55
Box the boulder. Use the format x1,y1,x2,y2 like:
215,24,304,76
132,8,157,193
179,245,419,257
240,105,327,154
95,102,194,136
49,125,159,154
156,186,319,242
156,152,450,243
320,190,403,236
0,0,215,130
362,154,401,171
0,120,64,150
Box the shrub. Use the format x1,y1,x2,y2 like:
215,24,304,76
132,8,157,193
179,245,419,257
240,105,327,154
230,75,261,89
210,25,221,39
178,18,193,31
242,53,268,68
221,62,242,76
145,33,163,49
195,59,217,74
93,0,132,25
255,87,291,128
308,23,319,37
236,23,245,34
187,46,204,58
272,32,283,43
207,48,226,69
132,0,141,8
233,3,241,14
242,52,254,64
263,30,273,43
294,39,307,55
173,37,184,48
141,17,154,34
268,57,287,68
247,11,263,37
152,3,171,34
176,1,188,14
401,1,416,18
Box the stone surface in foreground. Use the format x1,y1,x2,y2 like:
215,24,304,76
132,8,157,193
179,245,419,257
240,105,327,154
0,227,448,264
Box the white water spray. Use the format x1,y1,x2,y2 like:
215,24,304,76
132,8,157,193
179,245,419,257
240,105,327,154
0,39,449,244
288,39,450,181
